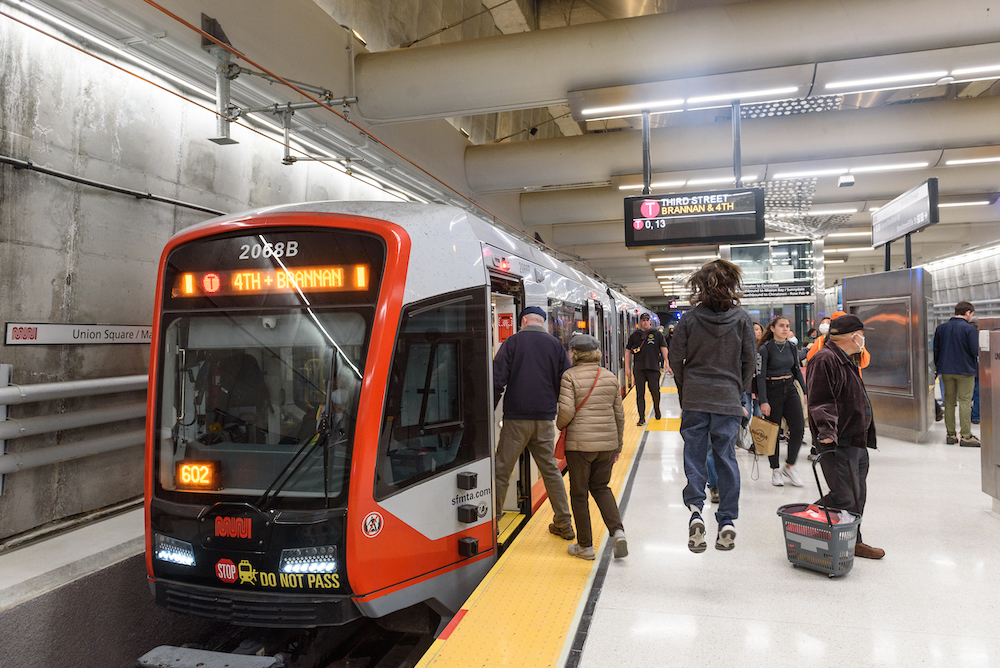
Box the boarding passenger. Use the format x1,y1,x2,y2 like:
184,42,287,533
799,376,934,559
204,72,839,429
668,260,755,553
493,306,575,540
757,316,807,487
933,301,981,447
806,314,884,559
557,333,627,561
625,313,670,425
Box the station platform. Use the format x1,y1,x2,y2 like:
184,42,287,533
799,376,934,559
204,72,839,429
419,375,1000,668
416,380,672,668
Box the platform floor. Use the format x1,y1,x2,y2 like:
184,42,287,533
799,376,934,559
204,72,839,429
579,390,1000,667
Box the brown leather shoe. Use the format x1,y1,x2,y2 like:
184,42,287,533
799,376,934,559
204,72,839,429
855,542,885,559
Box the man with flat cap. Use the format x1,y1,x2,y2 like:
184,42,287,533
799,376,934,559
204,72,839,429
806,314,884,559
493,306,575,540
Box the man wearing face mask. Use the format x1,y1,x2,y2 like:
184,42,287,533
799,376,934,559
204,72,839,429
806,314,883,559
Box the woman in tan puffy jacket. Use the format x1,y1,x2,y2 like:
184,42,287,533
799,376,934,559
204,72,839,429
556,333,627,561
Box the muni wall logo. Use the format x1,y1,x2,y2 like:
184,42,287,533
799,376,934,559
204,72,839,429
215,516,252,539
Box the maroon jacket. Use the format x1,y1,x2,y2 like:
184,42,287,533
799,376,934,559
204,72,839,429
806,338,877,449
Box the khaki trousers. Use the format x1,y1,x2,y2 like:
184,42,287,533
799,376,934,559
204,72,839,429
942,373,976,438
495,419,572,528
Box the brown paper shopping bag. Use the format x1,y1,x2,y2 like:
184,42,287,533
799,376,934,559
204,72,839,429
749,415,779,457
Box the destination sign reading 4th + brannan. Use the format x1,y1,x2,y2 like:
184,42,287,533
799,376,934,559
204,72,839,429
624,188,765,248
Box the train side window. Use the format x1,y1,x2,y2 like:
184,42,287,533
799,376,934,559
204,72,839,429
375,287,490,500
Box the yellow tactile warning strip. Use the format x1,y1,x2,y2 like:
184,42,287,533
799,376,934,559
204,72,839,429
497,511,526,543
645,417,681,432
416,381,677,668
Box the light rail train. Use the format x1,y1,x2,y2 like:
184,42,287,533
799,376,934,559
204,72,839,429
144,202,652,630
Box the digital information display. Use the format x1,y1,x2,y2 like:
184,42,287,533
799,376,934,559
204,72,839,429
176,461,220,490
871,178,938,247
624,188,765,247
172,264,370,298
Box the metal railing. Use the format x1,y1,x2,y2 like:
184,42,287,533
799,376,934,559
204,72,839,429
0,374,147,478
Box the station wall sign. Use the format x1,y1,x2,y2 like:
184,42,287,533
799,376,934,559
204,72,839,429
741,282,813,300
871,178,939,247
5,323,152,345
624,188,765,248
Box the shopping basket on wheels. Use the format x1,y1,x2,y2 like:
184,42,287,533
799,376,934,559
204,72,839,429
776,454,861,577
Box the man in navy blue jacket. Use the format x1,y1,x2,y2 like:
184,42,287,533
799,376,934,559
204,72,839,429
493,306,574,539
933,301,980,447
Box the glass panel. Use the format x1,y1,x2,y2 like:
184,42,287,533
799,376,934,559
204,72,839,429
156,309,369,508
852,299,912,394
377,289,489,498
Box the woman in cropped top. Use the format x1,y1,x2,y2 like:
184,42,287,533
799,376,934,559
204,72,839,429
757,316,806,487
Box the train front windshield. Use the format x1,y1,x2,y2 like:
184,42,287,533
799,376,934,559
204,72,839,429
154,228,385,509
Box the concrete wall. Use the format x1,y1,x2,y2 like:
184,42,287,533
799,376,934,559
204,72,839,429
0,11,397,539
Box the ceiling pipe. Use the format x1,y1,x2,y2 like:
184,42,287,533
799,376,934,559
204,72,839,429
354,0,999,122
470,97,1000,192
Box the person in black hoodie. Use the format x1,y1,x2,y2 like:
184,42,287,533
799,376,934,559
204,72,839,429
493,306,575,540
668,260,756,553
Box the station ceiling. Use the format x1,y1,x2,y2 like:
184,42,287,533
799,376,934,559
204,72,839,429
17,0,1000,305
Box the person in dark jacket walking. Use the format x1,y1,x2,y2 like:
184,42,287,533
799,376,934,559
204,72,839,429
626,314,670,425
493,306,575,539
807,314,883,559
668,260,755,553
933,301,980,447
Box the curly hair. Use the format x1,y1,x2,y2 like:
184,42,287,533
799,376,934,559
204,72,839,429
686,259,743,312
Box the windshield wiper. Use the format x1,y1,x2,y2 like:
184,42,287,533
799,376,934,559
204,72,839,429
256,380,336,512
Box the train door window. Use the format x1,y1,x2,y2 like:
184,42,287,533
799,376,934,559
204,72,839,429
548,298,585,350
376,287,490,499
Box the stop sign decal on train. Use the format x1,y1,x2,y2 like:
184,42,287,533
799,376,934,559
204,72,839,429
216,559,237,583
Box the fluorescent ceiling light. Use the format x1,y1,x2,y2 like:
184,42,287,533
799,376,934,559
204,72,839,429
649,255,718,263
774,168,849,179
619,180,686,191
849,162,928,174
582,98,684,116
951,64,1000,76
687,176,738,186
825,71,948,90
775,208,857,217
945,156,1000,165
587,109,683,122
824,258,846,264
686,86,799,105
939,200,991,208
826,246,875,253
827,231,872,238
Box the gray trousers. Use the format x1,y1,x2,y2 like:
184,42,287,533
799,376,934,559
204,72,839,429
495,419,573,528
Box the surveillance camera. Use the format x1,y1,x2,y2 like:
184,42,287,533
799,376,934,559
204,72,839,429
838,174,855,187
261,317,277,330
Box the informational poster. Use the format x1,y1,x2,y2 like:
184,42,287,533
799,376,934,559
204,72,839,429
497,314,514,342
5,323,152,345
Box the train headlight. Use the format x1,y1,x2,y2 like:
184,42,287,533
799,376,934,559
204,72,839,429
154,533,196,567
279,546,337,574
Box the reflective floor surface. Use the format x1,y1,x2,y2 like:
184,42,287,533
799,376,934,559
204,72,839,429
580,392,1000,668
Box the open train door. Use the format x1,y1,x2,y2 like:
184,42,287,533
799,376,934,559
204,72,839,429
489,275,535,549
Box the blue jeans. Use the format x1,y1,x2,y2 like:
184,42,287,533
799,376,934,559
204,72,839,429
706,450,718,489
972,375,980,422
681,410,741,524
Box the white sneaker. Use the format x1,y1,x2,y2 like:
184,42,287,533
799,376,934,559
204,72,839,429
771,469,784,486
782,465,804,487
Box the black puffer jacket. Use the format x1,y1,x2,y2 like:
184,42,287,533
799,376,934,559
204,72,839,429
806,338,877,449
